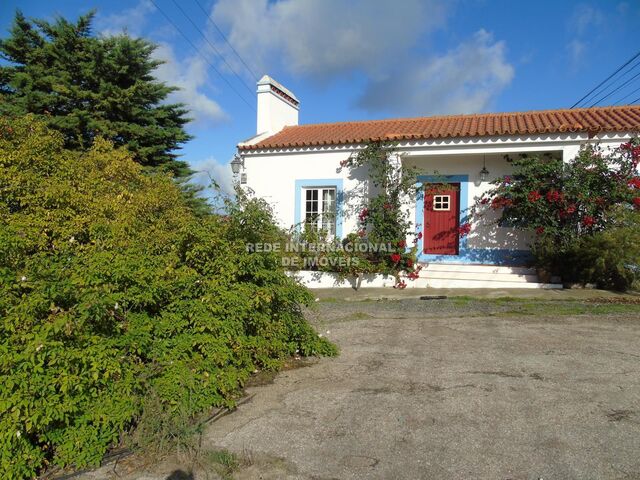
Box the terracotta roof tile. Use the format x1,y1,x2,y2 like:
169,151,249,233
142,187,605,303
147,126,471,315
240,106,640,151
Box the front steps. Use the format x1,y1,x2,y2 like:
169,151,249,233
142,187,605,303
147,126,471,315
405,263,563,289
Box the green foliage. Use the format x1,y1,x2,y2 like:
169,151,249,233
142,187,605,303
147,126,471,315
337,142,420,281
473,139,640,290
0,10,192,177
533,207,640,291
0,116,336,479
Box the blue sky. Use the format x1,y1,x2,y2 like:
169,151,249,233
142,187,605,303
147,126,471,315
2,0,639,194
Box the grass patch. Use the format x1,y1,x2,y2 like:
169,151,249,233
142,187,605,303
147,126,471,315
344,311,375,320
206,449,241,479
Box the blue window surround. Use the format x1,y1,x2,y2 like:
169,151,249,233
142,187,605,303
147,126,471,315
416,174,529,265
294,179,344,238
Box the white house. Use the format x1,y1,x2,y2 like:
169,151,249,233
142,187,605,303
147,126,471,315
235,75,640,288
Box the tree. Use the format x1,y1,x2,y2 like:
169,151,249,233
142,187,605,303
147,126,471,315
0,11,192,177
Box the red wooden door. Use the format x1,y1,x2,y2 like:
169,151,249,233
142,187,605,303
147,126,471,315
424,183,460,255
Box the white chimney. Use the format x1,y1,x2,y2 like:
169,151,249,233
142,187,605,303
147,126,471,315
256,75,299,135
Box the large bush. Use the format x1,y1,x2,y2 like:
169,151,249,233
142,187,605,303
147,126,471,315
472,140,640,290
0,116,335,478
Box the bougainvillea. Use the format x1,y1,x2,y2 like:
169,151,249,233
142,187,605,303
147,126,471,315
339,141,421,280
471,139,640,289
473,140,640,245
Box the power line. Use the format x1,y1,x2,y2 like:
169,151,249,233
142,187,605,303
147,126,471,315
613,83,640,105
580,57,640,107
588,69,640,107
169,0,255,96
629,95,640,105
193,0,259,82
149,0,255,112
571,50,640,108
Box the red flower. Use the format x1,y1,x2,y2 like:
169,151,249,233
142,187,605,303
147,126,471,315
480,197,489,205
545,190,561,203
406,258,414,268
397,239,406,248
394,280,407,289
390,253,401,263
491,197,513,209
358,208,369,221
582,215,595,227
535,226,545,235
458,223,471,237
417,232,423,240
628,177,640,189
503,175,512,184
566,203,576,214
383,203,393,210
633,197,640,209
528,190,542,202
357,229,366,238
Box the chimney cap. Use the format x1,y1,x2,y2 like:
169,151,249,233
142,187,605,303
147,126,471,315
257,75,299,105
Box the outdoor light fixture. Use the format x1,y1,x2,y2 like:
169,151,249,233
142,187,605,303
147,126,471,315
230,154,244,175
479,156,489,182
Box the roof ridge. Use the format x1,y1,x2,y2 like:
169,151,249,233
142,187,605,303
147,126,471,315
283,105,640,130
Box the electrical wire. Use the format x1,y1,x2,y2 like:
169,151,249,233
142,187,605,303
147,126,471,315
193,0,259,82
169,0,255,96
571,50,640,108
149,0,255,111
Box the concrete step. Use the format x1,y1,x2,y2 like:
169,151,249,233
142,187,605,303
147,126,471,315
421,271,539,282
405,262,563,289
420,263,535,275
406,277,563,289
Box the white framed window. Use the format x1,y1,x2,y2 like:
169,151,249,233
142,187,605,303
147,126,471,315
304,187,337,236
433,195,451,211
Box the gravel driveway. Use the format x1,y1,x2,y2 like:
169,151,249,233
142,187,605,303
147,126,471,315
204,296,640,480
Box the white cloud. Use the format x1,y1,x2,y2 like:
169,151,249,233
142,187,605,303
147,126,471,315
211,0,513,115
569,4,604,35
567,39,586,66
189,156,236,197
357,30,514,115
211,0,447,79
566,4,604,68
96,0,154,37
153,43,227,125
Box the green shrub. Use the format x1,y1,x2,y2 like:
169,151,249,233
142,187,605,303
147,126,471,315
533,207,640,291
0,116,336,478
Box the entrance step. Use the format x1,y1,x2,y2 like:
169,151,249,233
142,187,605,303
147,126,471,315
403,263,562,289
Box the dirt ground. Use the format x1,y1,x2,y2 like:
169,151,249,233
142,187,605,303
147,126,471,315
81,292,640,480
